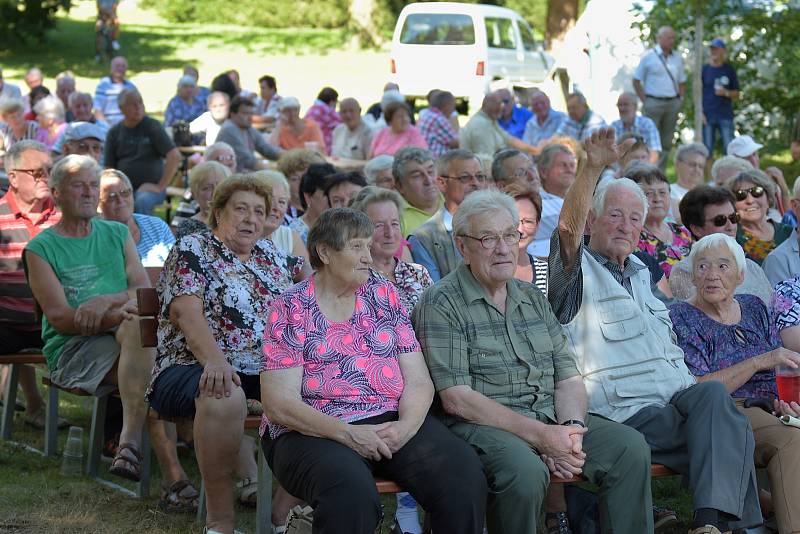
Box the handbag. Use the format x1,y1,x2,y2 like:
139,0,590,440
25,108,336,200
284,505,314,534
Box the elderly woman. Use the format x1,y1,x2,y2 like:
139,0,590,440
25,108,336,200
669,233,800,534
0,98,39,164
33,96,67,149
148,174,303,533
276,148,326,223
171,144,235,232
324,171,366,208
288,162,337,244
671,142,709,204
99,169,176,267
669,185,773,303
260,208,486,534
164,75,206,127
628,163,693,277
304,87,342,155
363,154,395,189
369,101,427,158
502,182,548,294
268,97,326,152
728,169,793,264
175,161,230,239
253,169,311,264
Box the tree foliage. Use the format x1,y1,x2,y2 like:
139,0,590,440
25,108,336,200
635,0,800,143
0,0,71,46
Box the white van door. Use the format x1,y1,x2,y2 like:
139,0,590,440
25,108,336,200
517,19,552,84
483,15,522,83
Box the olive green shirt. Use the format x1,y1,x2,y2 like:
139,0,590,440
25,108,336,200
400,194,443,237
413,263,580,426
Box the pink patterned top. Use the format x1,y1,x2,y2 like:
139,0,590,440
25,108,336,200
370,126,428,157
636,221,693,278
260,272,421,438
304,100,341,155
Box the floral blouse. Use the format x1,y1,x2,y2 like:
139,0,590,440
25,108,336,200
736,222,794,265
773,276,800,331
382,260,433,314
260,272,421,438
288,217,310,245
636,222,693,278
151,232,303,389
669,294,779,399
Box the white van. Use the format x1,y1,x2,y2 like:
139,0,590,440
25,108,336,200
390,2,555,110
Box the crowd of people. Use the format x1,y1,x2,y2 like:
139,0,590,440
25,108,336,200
2,23,800,534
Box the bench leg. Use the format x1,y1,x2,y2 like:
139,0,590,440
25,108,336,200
256,445,272,534
87,395,108,477
137,426,151,498
196,480,207,523
1,364,21,440
44,383,59,457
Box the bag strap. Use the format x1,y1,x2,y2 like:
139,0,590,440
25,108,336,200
655,49,680,96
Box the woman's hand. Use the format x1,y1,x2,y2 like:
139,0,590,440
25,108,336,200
343,424,393,461
773,399,800,418
756,347,800,371
375,421,416,454
199,359,241,399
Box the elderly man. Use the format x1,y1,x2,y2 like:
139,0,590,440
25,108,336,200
460,91,538,158
0,68,22,101
611,92,661,164
93,56,137,126
414,188,653,534
408,149,487,281
25,154,197,505
60,122,106,163
330,97,373,160
418,90,459,158
702,39,740,155
496,87,532,139
0,141,64,429
528,144,576,257
491,148,540,189
522,89,567,147
550,128,762,534
670,142,708,207
556,92,607,141
710,154,753,186
634,26,686,169
216,96,281,172
252,74,281,127
189,91,229,147
55,72,76,120
52,92,110,155
104,89,181,215
393,146,442,235
22,68,44,113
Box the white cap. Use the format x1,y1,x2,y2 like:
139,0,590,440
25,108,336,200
727,135,763,158
64,121,107,142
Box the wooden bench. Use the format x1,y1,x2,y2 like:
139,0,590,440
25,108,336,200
1,351,46,443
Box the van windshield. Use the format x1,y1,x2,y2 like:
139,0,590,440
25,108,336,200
399,14,476,45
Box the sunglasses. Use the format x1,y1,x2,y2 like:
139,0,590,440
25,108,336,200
733,186,765,202
707,212,741,227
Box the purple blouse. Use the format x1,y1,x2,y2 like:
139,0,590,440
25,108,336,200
669,294,779,399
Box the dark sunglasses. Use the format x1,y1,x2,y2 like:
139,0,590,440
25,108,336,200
707,212,741,227
733,186,765,202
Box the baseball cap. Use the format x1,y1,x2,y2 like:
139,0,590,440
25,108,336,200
278,96,300,111
727,135,763,158
63,121,107,143
710,38,726,49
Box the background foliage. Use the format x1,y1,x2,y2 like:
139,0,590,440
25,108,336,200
0,0,71,45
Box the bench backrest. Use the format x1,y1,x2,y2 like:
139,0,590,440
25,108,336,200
136,287,159,348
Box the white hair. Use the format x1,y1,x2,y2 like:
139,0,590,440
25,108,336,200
380,89,404,109
33,95,65,122
710,155,752,184
363,155,394,184
592,178,648,220
687,233,746,276
453,189,518,237
253,169,290,194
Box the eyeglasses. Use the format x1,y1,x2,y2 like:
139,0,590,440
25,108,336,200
11,167,51,182
733,186,765,202
706,212,741,226
511,167,536,180
102,188,133,201
461,231,521,249
216,155,235,162
440,173,488,184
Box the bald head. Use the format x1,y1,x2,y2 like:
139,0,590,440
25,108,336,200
657,26,676,53
482,91,503,119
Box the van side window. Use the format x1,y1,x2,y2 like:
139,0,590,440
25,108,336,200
518,21,538,52
400,14,476,45
484,17,516,50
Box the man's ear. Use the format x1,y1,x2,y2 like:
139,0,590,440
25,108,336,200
454,235,468,264
585,209,596,235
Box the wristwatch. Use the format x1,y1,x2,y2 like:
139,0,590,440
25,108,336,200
561,419,586,428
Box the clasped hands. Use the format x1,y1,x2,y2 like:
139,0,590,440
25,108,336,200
537,424,588,480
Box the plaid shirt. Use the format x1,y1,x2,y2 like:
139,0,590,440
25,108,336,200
610,115,662,152
304,100,342,155
418,107,458,158
556,110,607,141
413,263,580,426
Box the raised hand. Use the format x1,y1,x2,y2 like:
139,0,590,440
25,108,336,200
584,127,634,170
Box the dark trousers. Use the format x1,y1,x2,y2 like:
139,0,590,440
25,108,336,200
262,412,487,534
0,324,42,354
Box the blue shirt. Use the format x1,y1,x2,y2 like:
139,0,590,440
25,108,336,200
522,109,567,146
133,213,176,267
702,63,739,121
93,77,138,126
610,115,662,152
164,95,207,127
498,106,533,139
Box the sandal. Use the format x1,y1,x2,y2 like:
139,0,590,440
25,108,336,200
236,476,259,506
545,511,572,534
24,407,69,430
159,479,199,513
108,442,142,482
246,399,263,415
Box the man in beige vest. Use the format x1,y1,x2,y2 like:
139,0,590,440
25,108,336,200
548,128,762,534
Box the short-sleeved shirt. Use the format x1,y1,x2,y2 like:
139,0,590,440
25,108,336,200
670,294,779,399
610,115,662,153
773,276,800,331
400,195,442,237
330,121,373,160
761,230,800,285
164,94,207,127
189,112,223,146
153,233,302,386
634,45,686,98
0,121,39,154
104,116,176,190
93,77,138,126
702,63,739,122
556,110,607,141
260,273,420,438
0,191,60,327
276,119,326,152
370,126,428,157
418,107,458,158
498,106,533,140
132,213,175,267
522,109,567,147
413,263,580,426
24,219,129,368
636,222,693,278
459,110,511,158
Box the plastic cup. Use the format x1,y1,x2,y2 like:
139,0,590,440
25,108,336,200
60,426,84,476
776,365,800,404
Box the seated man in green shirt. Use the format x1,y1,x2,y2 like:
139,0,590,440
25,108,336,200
25,155,197,508
413,189,653,534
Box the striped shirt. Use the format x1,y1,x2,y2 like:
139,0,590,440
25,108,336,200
0,121,39,155
0,191,60,326
93,77,138,126
610,115,662,153
133,213,175,267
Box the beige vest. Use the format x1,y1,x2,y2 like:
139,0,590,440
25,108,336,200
563,250,696,423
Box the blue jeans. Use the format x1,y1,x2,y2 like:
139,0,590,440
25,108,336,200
703,117,735,156
134,188,166,215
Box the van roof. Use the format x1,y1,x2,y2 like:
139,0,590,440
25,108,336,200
398,2,520,18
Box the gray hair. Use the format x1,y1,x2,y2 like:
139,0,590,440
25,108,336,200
726,168,777,208
436,148,479,177
68,91,93,108
618,91,638,107
188,160,231,198
674,142,709,165
0,97,24,116
117,88,141,107
253,169,290,195
392,146,433,184
492,148,526,185
430,90,455,109
307,208,374,270
363,155,394,184
687,233,746,277
453,189,518,237
592,178,649,220
49,154,101,191
710,155,753,184
33,96,65,122
203,141,235,162
380,89,405,109
5,139,49,171
100,168,133,189
537,144,572,172
56,71,75,88
349,185,404,214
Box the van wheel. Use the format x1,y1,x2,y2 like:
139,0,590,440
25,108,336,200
455,98,469,116
405,97,418,114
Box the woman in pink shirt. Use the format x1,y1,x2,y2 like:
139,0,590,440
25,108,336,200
369,101,427,157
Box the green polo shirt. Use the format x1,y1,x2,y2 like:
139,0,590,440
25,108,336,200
413,263,579,426
400,194,443,237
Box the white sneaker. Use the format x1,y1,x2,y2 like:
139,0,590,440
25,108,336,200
112,40,120,50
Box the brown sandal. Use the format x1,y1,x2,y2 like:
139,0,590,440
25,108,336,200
108,442,142,482
159,479,199,513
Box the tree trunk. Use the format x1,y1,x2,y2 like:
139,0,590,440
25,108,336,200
693,2,704,142
546,0,580,48
349,0,383,47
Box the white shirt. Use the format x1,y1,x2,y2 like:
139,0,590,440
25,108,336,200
528,190,564,257
634,45,686,98
670,182,689,204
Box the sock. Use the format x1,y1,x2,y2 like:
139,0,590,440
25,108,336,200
394,492,422,534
